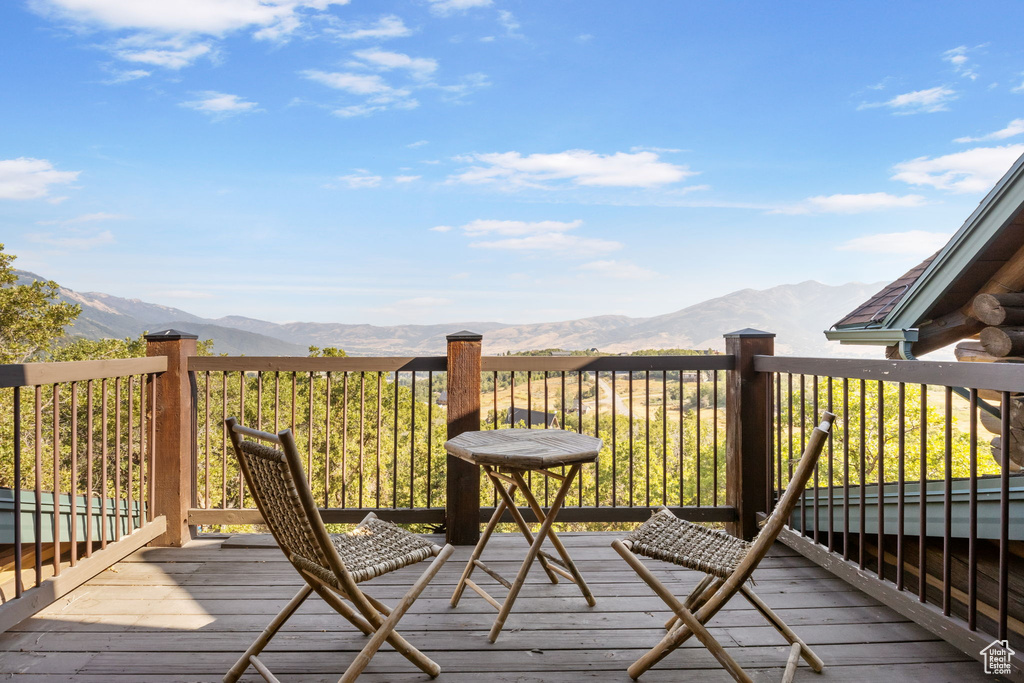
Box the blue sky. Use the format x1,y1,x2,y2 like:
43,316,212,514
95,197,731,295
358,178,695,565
3,1,1024,326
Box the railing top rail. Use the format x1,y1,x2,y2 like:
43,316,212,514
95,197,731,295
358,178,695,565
481,355,735,372
755,354,1024,391
188,354,735,373
188,356,447,373
0,357,167,388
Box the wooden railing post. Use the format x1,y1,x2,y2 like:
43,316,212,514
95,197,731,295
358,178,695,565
724,328,774,540
145,329,198,547
446,331,482,545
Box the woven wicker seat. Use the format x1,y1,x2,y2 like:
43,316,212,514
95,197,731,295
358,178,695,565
624,509,751,578
613,412,836,683
224,418,454,683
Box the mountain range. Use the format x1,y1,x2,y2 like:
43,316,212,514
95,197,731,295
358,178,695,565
18,271,886,358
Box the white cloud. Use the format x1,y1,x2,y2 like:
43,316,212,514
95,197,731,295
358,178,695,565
943,45,979,80
27,229,115,250
429,72,490,101
892,144,1024,193
304,70,394,95
306,48,484,116
497,10,521,37
837,230,952,257
455,219,583,236
32,0,347,36
104,68,151,84
113,35,214,69
630,146,684,154
450,149,695,189
1013,77,1024,94
0,158,79,200
303,68,419,115
32,0,350,68
859,86,957,114
181,91,260,117
336,172,382,188
394,175,421,183
36,212,128,226
333,100,419,117
328,15,411,40
577,260,657,280
439,219,621,257
407,140,429,148
352,48,437,79
427,0,492,15
471,233,621,256
955,119,1024,143
772,192,927,215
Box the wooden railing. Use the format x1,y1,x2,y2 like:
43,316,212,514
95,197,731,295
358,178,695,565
187,355,447,527
185,332,752,545
0,355,168,631
3,326,1019,669
759,354,1024,661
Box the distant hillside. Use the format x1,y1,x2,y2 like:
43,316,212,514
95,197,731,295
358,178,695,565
209,316,512,353
16,271,306,356
208,282,883,357
18,270,886,358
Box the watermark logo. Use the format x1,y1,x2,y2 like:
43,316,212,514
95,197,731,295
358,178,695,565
981,639,1015,676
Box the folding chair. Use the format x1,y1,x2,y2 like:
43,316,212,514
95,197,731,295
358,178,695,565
223,417,455,683
612,411,835,682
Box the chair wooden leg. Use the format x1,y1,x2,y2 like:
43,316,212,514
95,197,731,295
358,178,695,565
665,573,717,630
511,468,596,606
339,543,455,683
310,574,447,677
782,642,802,683
740,583,823,673
452,495,507,607
611,540,750,682
224,583,313,683
488,465,579,643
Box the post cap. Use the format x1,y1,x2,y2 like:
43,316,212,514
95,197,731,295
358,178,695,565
446,330,483,342
722,328,775,338
144,329,199,341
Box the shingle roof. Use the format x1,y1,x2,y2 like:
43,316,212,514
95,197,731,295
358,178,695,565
506,407,558,427
832,253,937,329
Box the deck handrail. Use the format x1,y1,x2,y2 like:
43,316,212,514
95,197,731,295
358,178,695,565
756,354,1024,391
184,339,749,544
188,356,447,372
0,354,167,633
760,354,1024,664
0,357,167,388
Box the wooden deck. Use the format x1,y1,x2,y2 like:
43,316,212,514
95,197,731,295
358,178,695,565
0,532,991,682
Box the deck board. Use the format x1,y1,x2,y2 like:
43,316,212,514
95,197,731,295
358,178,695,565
0,532,989,681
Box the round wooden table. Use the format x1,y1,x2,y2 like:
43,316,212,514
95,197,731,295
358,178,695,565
445,428,603,642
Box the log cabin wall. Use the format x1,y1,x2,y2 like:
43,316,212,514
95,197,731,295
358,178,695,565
957,291,1024,472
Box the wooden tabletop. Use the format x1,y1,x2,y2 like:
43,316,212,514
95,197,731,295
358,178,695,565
444,428,603,469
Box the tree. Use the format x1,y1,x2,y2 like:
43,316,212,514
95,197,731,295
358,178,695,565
0,243,80,363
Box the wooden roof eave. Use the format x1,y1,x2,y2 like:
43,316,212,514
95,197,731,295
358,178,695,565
835,153,1024,354
889,154,1024,329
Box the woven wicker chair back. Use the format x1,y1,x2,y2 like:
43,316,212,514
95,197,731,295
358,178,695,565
235,439,335,573
734,412,836,585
